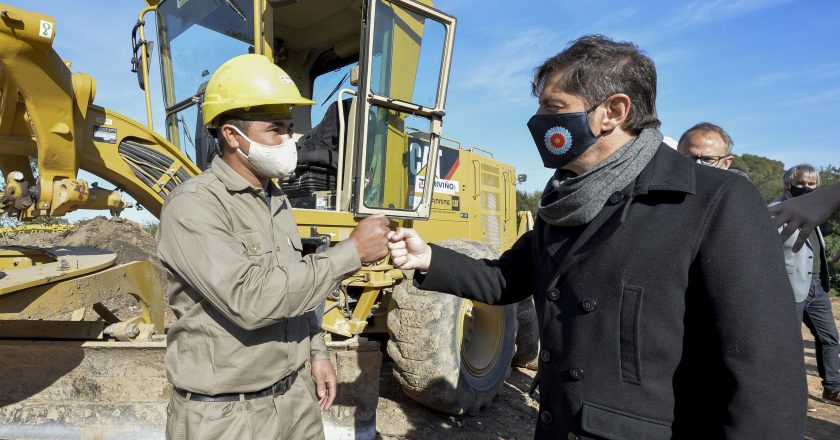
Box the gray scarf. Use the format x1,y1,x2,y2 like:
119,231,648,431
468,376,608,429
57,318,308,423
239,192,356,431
538,128,662,227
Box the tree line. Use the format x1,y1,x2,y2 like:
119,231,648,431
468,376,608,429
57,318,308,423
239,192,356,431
517,154,840,294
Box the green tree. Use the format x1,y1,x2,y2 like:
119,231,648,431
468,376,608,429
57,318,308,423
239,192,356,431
818,166,840,295
516,189,541,220
143,221,159,237
731,154,784,204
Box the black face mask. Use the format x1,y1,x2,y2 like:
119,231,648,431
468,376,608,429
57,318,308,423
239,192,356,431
527,108,602,169
789,185,815,198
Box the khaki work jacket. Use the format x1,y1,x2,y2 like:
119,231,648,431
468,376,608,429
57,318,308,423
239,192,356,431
157,157,360,395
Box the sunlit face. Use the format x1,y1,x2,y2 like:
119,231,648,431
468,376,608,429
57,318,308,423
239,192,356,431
536,73,590,116
234,119,294,155
677,130,732,170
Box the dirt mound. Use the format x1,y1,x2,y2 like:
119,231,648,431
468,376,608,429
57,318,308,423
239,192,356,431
60,217,159,267
1,216,172,326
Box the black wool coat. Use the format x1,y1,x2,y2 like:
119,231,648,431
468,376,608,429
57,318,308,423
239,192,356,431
416,145,807,440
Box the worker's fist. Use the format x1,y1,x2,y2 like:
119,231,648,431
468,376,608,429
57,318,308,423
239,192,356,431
387,227,431,271
350,214,391,263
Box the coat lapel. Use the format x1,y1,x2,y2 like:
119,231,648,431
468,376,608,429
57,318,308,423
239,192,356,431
549,194,629,278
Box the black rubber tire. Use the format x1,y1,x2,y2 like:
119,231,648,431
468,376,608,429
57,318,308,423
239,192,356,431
512,297,540,370
387,239,517,415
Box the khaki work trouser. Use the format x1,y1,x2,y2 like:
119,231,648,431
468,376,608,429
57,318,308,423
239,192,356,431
165,366,324,440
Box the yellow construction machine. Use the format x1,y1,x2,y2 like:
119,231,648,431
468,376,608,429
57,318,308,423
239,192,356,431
0,1,533,438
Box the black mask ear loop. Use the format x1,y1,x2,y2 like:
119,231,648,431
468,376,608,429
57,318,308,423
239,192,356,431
585,98,611,139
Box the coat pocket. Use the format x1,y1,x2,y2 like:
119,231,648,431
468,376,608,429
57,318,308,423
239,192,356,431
619,285,643,384
581,401,671,440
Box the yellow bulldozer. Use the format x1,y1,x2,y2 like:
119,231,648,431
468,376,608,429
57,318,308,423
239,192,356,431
0,1,535,438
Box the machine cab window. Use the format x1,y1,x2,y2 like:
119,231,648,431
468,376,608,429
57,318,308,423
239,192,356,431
150,0,455,219
155,0,255,165
354,0,455,219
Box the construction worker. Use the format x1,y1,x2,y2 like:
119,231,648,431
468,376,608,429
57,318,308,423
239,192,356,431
157,54,390,439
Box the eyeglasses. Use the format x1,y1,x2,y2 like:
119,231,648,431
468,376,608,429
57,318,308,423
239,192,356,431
684,154,731,165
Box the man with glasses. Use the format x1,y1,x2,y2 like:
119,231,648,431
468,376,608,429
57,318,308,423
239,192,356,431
677,122,734,170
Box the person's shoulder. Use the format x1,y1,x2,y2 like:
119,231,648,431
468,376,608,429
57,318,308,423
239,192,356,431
164,170,224,210
693,164,742,191
693,164,769,212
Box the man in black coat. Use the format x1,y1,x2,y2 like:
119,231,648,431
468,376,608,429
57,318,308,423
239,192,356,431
387,35,806,439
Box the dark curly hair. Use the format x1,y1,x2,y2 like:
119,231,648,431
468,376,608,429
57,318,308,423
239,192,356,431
532,35,660,135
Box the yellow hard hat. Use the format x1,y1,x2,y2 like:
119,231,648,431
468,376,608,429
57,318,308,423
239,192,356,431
201,54,315,125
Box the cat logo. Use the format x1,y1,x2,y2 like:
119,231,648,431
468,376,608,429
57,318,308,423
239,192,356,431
451,196,460,211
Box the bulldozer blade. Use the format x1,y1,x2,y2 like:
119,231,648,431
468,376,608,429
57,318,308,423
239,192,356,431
0,338,382,440
0,340,169,440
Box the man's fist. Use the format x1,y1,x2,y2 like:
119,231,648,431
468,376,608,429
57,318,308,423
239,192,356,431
387,227,432,271
350,214,390,263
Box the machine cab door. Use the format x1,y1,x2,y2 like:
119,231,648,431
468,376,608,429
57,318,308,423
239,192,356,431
353,0,456,219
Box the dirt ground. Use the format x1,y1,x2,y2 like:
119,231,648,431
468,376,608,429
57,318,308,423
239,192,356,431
3,218,839,438
803,297,840,440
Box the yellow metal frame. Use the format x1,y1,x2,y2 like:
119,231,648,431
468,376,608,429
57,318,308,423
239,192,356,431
0,257,164,335
353,0,456,219
137,5,157,128
0,3,201,220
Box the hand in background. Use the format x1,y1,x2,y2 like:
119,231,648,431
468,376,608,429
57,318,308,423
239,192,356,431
349,214,391,263
769,183,840,252
387,227,432,271
311,358,336,411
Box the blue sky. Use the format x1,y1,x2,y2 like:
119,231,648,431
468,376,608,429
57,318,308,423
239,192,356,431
6,0,840,223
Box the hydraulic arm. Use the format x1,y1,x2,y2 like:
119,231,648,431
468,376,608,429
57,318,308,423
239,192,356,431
0,4,199,221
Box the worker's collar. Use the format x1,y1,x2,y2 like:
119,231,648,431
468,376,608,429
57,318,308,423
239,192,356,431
210,155,269,194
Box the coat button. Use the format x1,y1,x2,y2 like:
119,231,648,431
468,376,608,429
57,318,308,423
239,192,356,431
582,298,597,312
568,433,579,440
570,367,584,381
547,288,561,301
540,411,553,424
540,350,551,363
608,191,625,205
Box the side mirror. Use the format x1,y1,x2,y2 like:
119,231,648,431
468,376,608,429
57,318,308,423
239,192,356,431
130,20,153,91
350,65,359,87
517,174,527,184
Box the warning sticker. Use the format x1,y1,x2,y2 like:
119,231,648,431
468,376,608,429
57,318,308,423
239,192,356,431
93,126,117,144
39,20,53,39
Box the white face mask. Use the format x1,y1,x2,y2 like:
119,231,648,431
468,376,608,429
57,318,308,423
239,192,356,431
230,125,297,178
